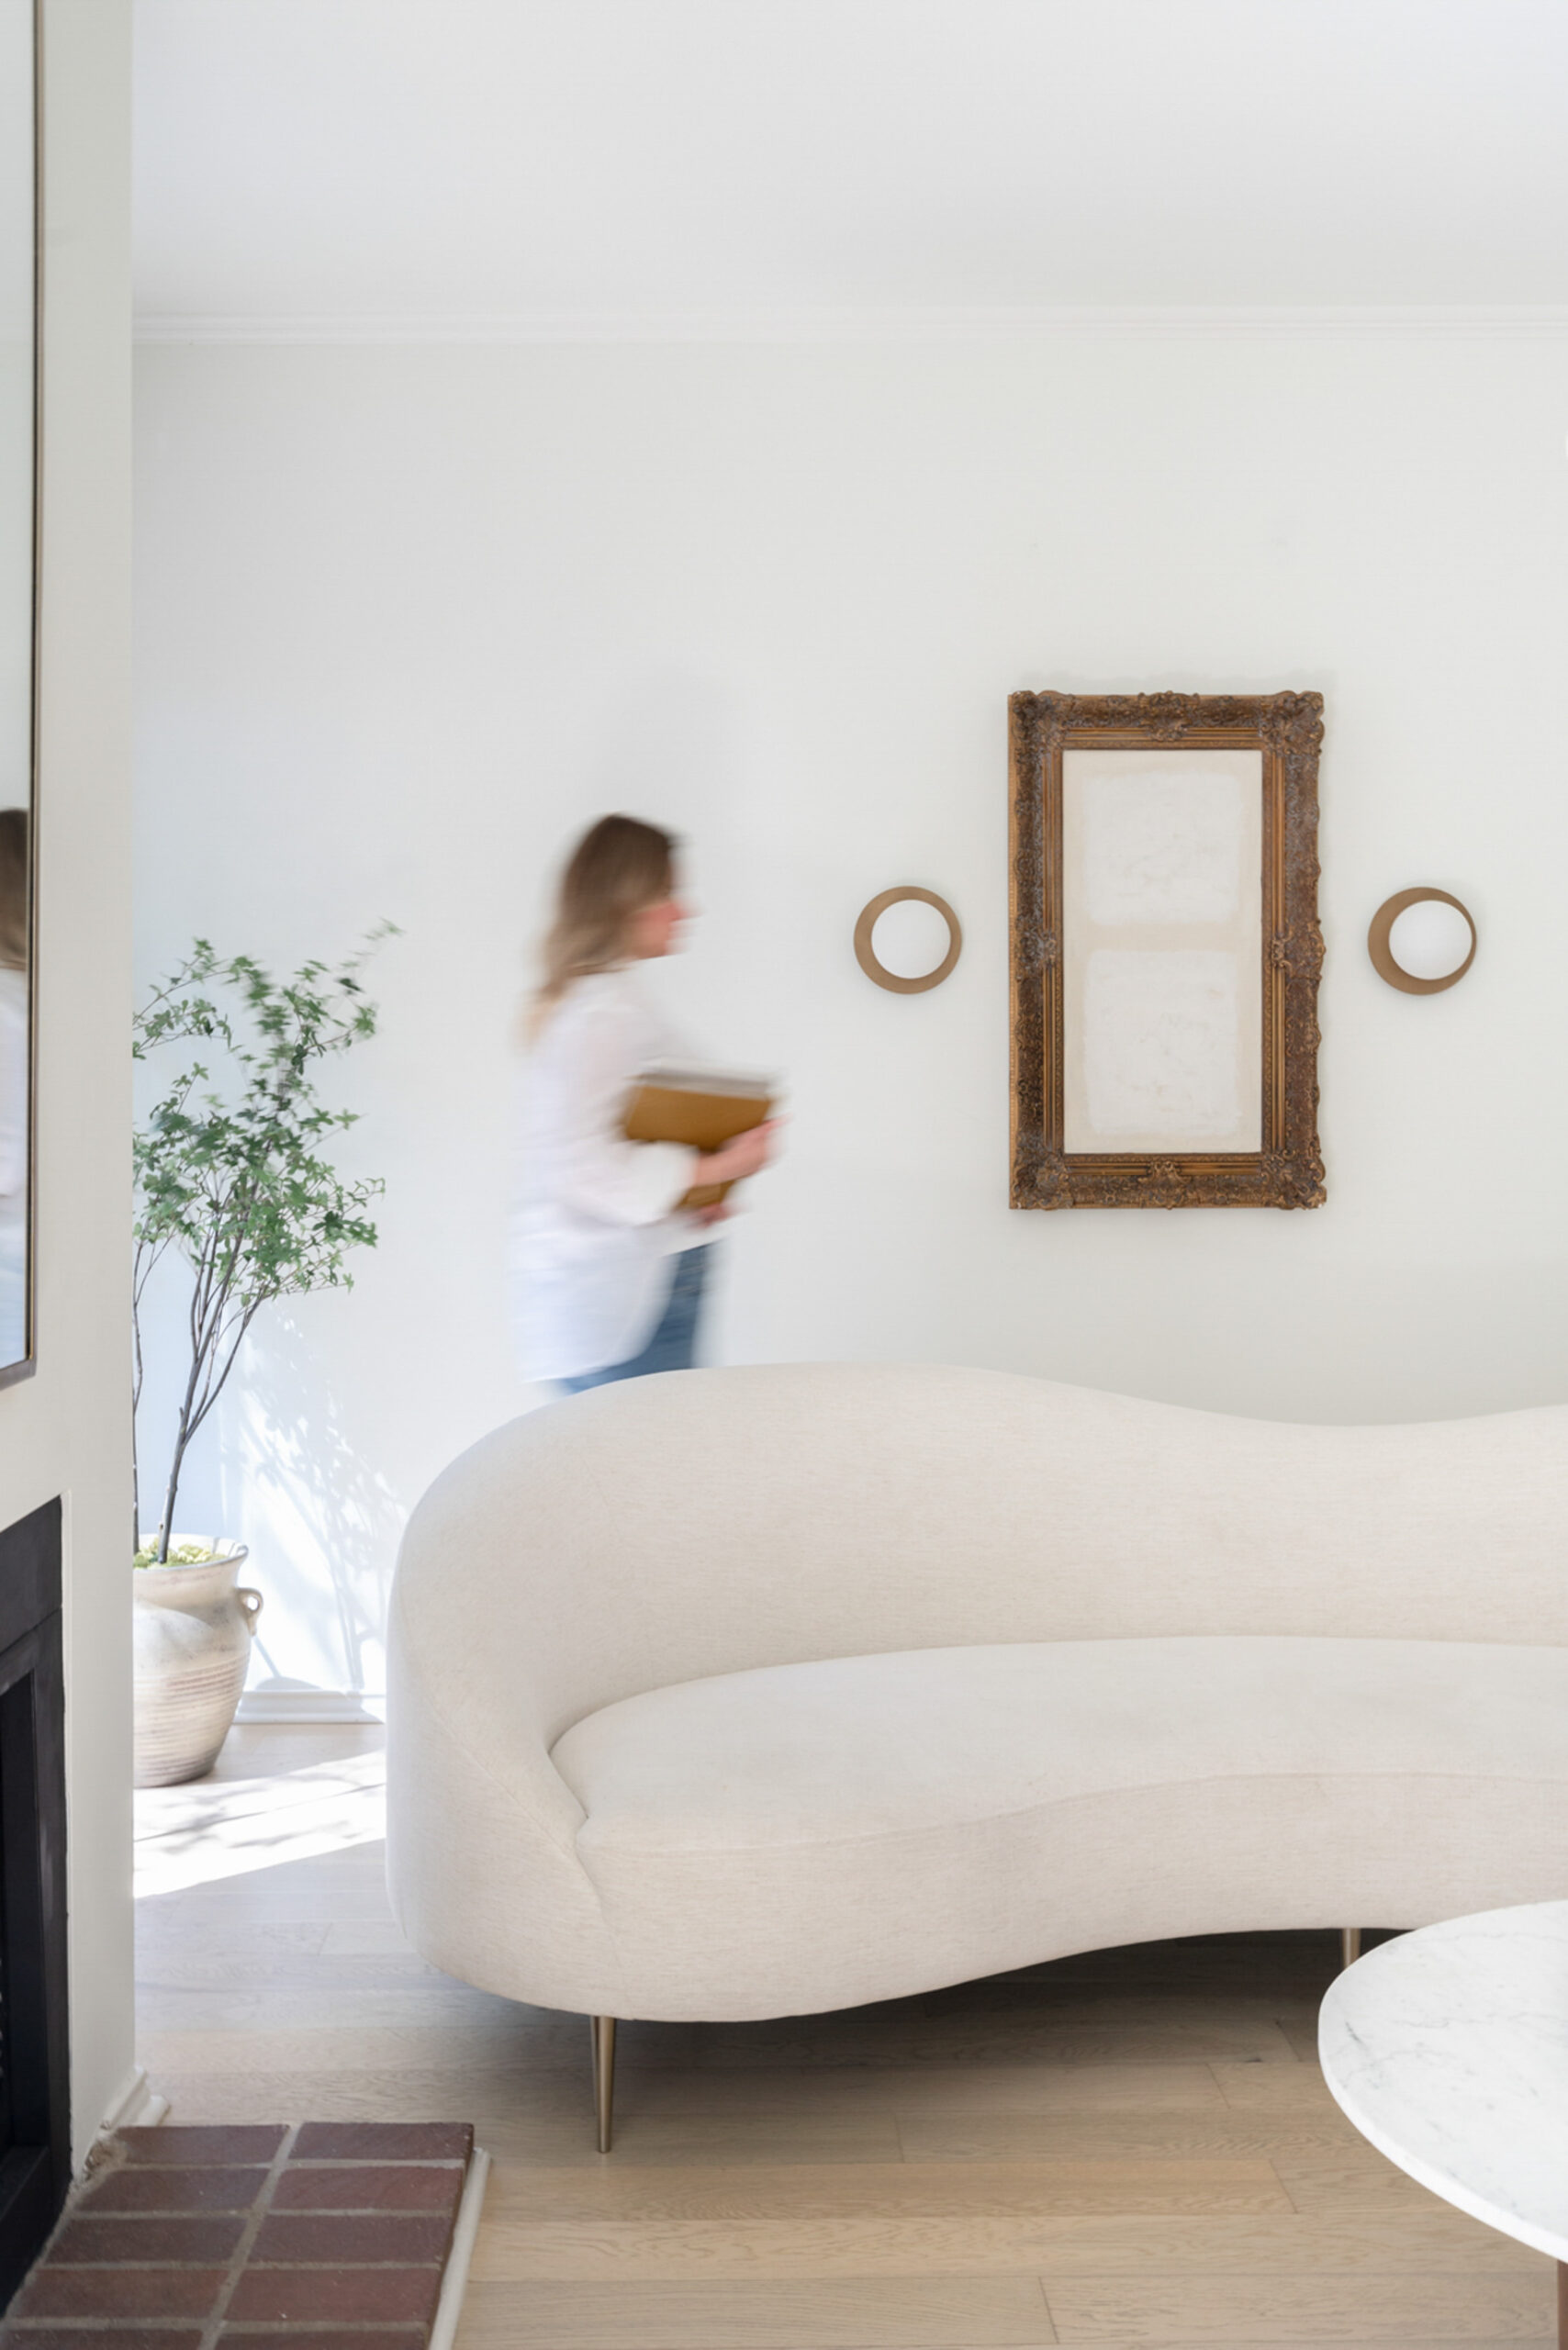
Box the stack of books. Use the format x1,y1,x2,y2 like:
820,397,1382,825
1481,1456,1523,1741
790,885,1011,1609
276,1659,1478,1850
623,1065,777,1208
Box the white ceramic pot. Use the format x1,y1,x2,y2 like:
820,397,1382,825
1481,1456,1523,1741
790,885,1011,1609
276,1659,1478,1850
132,1541,263,1787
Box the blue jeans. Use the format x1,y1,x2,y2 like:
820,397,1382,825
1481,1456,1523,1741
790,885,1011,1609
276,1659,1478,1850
557,1246,712,1394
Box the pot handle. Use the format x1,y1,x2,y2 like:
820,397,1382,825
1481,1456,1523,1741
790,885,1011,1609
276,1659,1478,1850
237,1586,263,1634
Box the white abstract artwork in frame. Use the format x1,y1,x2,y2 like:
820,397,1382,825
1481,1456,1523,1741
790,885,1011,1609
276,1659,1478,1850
1007,688,1324,1213
1062,749,1263,1156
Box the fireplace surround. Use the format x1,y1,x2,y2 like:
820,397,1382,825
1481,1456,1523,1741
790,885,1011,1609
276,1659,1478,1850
0,1498,69,2310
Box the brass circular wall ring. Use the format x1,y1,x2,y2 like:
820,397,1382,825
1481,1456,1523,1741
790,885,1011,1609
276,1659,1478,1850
853,887,963,994
1367,886,1477,995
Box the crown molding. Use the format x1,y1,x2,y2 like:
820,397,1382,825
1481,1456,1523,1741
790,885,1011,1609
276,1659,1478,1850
133,303,1568,347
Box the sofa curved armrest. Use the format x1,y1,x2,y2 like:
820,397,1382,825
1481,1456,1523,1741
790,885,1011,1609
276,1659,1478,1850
384,1451,633,2016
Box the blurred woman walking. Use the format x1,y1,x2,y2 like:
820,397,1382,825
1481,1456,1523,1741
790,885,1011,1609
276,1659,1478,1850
511,814,775,1393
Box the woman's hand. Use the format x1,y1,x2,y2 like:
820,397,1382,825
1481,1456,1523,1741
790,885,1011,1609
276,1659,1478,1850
695,1118,778,1188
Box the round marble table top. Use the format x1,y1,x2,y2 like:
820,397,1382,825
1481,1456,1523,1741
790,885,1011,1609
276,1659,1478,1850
1319,1902,1568,2264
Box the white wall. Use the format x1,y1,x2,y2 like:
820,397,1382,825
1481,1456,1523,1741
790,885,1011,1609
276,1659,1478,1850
133,327,1568,1701
0,1,135,2158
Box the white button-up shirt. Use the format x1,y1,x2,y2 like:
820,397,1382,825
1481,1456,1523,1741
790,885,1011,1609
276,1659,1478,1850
510,967,707,1382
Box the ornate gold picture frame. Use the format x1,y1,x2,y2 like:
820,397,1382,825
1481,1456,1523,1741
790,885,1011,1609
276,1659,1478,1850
1009,690,1325,1211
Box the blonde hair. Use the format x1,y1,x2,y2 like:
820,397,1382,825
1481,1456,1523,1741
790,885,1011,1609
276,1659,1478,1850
0,810,28,972
526,814,676,1039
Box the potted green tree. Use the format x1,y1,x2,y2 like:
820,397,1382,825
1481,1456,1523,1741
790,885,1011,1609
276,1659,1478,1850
131,933,388,1785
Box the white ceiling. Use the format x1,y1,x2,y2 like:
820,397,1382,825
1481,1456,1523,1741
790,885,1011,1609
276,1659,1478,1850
133,0,1568,333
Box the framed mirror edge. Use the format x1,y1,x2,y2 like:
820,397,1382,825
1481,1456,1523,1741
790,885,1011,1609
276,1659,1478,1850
1007,688,1327,1213
0,0,41,1390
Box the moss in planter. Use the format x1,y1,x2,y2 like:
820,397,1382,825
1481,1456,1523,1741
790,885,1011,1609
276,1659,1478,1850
133,1539,222,1570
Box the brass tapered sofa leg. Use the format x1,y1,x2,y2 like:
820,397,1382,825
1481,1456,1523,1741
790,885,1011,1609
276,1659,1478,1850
590,2014,617,2153
1340,1928,1361,1971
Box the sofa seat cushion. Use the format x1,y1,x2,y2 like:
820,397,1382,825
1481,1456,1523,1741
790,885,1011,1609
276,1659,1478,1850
550,1637,1568,2018
554,1635,1568,1849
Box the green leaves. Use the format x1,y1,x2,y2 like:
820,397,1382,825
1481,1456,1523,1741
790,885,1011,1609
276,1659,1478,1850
132,927,394,1561
134,929,390,1299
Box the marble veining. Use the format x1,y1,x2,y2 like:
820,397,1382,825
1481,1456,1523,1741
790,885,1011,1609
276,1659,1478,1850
1319,1898,1568,2263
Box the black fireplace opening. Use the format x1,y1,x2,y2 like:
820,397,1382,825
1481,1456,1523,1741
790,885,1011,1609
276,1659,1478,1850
0,1498,69,2311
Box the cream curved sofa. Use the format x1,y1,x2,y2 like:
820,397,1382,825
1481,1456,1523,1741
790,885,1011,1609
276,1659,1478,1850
386,1364,1568,2143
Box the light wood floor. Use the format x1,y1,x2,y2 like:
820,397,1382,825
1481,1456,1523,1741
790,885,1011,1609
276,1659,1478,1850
135,1725,1554,2347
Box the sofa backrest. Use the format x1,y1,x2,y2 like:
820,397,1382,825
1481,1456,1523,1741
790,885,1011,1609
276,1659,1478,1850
395,1363,1568,1748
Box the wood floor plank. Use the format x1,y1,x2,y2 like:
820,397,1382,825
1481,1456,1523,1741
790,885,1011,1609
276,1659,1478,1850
150,2062,736,2127
140,2020,593,2072
1042,2270,1551,2342
615,2064,1233,2119
148,2066,599,2122
1028,2212,1539,2277
1211,2065,1342,2112
896,2115,1363,2165
133,1916,332,1957
320,1919,423,1954
475,2111,908,2168
468,2211,1546,2283
135,1952,432,1991
481,2158,1294,2223
689,2020,1301,2070
138,1878,397,1924
201,1725,386,1775
455,2272,1058,2346
1266,2152,1446,2215
136,1983,539,2031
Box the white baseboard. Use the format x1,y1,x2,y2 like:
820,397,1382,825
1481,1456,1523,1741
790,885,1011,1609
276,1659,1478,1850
430,2147,490,2350
236,1690,386,1725
100,2065,170,2137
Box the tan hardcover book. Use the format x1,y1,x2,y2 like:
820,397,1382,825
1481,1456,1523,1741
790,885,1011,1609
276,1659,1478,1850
623,1065,776,1210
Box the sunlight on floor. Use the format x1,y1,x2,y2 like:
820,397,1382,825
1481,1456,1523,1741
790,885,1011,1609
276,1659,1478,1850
135,1736,386,1897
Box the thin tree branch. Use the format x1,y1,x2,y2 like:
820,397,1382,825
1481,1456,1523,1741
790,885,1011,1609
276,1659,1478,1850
136,934,390,1561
